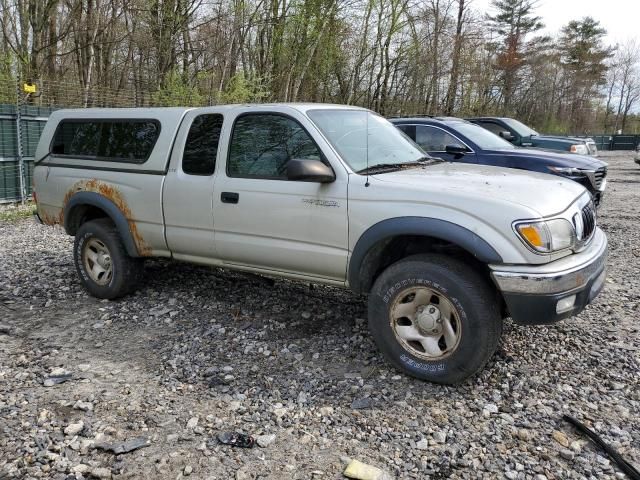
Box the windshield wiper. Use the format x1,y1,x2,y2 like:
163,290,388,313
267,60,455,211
416,156,445,164
356,157,442,174
357,162,422,174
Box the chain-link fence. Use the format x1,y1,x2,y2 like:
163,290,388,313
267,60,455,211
2,75,639,203
0,75,215,203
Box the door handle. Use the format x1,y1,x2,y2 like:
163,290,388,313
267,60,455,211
221,192,239,204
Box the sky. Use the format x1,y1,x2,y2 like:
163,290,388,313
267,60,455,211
472,0,639,45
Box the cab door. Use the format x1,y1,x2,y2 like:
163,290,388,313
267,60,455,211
163,111,224,261
212,110,349,282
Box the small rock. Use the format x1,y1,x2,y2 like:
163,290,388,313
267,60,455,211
73,400,93,412
94,437,150,454
64,420,84,436
184,465,193,476
560,449,575,461
351,397,373,410
552,430,570,447
256,434,276,448
432,431,446,443
483,403,499,416
273,408,287,418
416,439,429,450
505,471,518,480
38,409,50,424
236,468,250,480
319,406,334,416
570,440,583,452
91,467,112,479
187,417,199,429
343,459,392,480
43,374,72,387
72,464,90,474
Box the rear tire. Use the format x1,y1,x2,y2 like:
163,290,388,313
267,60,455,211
74,219,143,299
368,254,502,384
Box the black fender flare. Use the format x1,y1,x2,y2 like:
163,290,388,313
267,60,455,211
63,191,140,257
348,216,503,293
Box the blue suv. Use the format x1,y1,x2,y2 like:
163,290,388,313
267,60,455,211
391,117,608,205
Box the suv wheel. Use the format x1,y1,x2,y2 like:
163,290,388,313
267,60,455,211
368,254,502,384
74,219,143,299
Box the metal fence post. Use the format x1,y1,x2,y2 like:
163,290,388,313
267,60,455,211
15,80,27,204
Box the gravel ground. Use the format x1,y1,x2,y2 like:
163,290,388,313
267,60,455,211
0,153,638,480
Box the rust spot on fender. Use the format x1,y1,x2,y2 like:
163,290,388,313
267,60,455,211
38,207,64,226
62,179,152,256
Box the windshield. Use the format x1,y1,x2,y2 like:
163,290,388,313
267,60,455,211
502,118,539,137
307,109,427,172
452,122,516,150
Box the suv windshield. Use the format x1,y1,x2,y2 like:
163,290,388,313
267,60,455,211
308,109,427,172
452,122,516,150
502,118,539,137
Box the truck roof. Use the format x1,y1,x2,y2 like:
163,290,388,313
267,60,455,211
49,103,369,117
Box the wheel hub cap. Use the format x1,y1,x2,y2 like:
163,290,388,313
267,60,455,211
416,305,441,334
82,238,113,286
389,287,462,360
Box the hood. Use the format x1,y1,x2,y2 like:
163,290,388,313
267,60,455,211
485,148,607,169
372,162,587,218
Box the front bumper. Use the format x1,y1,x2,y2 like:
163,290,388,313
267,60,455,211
490,228,607,325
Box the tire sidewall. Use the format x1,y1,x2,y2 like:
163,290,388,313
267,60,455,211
369,260,497,383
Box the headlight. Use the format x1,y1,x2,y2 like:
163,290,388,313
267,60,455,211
547,166,583,176
570,144,588,154
515,218,575,253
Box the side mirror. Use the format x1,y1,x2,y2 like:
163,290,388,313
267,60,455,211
499,131,516,141
445,145,468,156
286,159,335,183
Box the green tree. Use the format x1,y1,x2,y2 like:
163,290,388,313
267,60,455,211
151,69,204,106
220,72,269,103
487,0,546,113
559,17,612,131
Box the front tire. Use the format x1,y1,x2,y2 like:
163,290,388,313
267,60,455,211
74,219,143,299
368,254,502,384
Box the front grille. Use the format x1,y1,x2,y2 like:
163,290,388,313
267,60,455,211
581,203,596,241
593,166,607,189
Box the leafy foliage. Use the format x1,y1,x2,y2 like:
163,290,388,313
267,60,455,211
151,70,204,107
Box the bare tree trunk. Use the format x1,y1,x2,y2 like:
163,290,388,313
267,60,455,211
444,0,465,114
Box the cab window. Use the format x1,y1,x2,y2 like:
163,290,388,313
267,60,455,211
51,119,160,163
479,122,508,136
415,126,465,152
227,114,322,179
182,114,223,175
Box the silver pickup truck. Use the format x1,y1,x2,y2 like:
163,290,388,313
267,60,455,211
33,104,607,384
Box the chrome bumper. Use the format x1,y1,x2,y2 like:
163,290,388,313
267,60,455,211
490,228,607,295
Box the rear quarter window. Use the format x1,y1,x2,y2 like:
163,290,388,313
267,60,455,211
50,119,160,164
